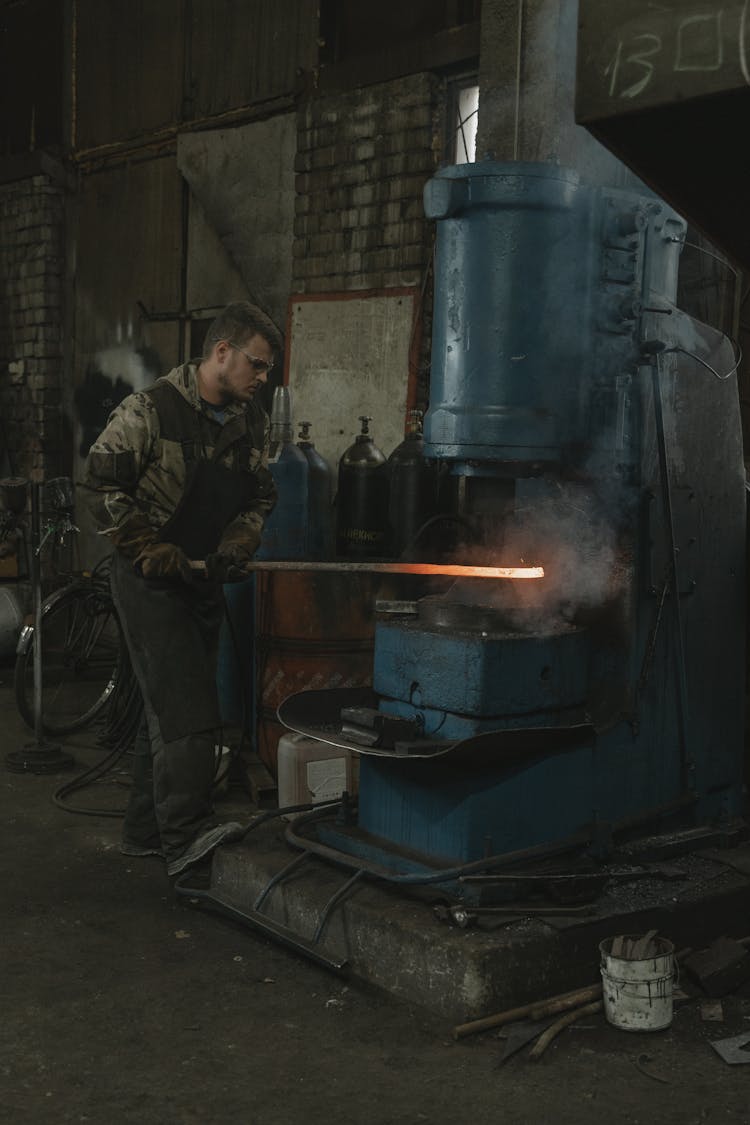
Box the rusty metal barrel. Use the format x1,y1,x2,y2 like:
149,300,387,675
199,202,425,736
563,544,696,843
255,571,378,776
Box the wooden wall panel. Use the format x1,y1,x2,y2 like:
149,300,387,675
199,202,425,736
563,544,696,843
189,0,318,116
0,0,63,154
75,157,183,370
75,0,184,149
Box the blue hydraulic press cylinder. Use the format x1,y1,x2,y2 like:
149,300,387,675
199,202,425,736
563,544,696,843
423,161,682,466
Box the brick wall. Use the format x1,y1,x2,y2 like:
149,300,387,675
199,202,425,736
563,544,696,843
0,174,65,482
293,73,442,295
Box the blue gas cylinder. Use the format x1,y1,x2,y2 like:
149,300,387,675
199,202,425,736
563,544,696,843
297,421,334,559
256,388,309,560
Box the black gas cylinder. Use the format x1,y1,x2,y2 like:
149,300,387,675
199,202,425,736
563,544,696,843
336,415,390,559
297,421,334,559
387,410,438,560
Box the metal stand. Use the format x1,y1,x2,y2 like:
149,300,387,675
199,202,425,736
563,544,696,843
5,481,74,774
177,846,366,972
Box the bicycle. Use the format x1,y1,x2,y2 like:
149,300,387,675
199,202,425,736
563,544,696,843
14,554,128,736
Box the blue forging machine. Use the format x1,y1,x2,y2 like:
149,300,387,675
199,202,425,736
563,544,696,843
281,161,746,876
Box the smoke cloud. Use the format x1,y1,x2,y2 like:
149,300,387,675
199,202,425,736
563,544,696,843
446,479,630,635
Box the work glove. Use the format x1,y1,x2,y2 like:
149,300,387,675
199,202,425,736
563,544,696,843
134,541,194,582
110,513,159,558
205,546,254,584
205,524,262,583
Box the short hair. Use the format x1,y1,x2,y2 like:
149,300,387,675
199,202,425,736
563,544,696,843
202,301,283,360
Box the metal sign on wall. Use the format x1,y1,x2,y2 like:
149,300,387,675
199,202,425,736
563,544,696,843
284,289,419,472
576,0,750,269
577,0,750,118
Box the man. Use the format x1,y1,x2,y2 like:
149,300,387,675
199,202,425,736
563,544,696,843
81,301,280,876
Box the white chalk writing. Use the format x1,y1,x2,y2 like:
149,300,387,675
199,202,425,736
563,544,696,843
741,0,750,83
675,12,724,71
606,34,662,99
604,5,750,99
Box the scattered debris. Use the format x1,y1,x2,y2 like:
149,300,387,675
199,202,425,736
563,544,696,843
634,1053,670,1084
453,930,750,1066
610,929,659,960
529,1001,603,1060
496,1017,558,1066
684,938,750,998
709,1032,750,1065
453,983,602,1041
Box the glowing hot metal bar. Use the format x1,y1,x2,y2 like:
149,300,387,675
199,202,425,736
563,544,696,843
190,560,545,579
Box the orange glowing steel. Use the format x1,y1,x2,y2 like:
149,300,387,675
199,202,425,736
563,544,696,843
391,563,544,579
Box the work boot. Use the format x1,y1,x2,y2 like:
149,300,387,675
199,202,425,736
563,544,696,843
166,821,246,877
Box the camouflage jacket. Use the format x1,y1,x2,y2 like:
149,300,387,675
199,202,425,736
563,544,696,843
80,361,276,550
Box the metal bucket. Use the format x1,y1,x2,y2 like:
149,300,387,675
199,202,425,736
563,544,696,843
599,934,675,1031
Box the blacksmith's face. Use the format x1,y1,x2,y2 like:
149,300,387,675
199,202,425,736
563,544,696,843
217,334,274,403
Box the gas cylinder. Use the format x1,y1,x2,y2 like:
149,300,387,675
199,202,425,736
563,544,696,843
297,421,334,560
335,416,390,559
387,410,439,560
256,386,309,560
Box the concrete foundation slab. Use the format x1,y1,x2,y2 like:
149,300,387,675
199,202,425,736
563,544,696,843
202,819,750,1023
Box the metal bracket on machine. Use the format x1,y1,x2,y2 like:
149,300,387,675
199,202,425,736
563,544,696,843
278,687,595,767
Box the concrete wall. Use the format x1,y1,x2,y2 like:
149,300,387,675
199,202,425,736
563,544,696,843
185,195,251,315
177,114,298,331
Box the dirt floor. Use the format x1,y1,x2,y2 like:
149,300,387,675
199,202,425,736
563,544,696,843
2,666,750,1125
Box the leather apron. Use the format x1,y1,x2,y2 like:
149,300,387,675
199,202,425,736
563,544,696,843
111,383,263,741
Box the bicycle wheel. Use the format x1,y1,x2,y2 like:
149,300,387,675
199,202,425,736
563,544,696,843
14,581,125,735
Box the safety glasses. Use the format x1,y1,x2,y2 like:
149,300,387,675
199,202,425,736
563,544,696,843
229,342,274,374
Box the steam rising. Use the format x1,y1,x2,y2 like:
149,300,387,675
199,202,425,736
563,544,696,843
94,345,153,392
449,481,628,634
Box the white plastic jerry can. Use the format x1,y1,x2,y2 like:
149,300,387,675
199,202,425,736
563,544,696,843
277,733,359,818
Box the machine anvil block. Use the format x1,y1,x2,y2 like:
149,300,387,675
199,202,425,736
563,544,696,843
372,619,589,730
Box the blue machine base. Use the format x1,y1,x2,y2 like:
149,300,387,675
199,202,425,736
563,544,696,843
353,739,740,866
357,744,600,864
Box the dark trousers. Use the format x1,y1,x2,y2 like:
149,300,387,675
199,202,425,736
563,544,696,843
110,552,225,860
